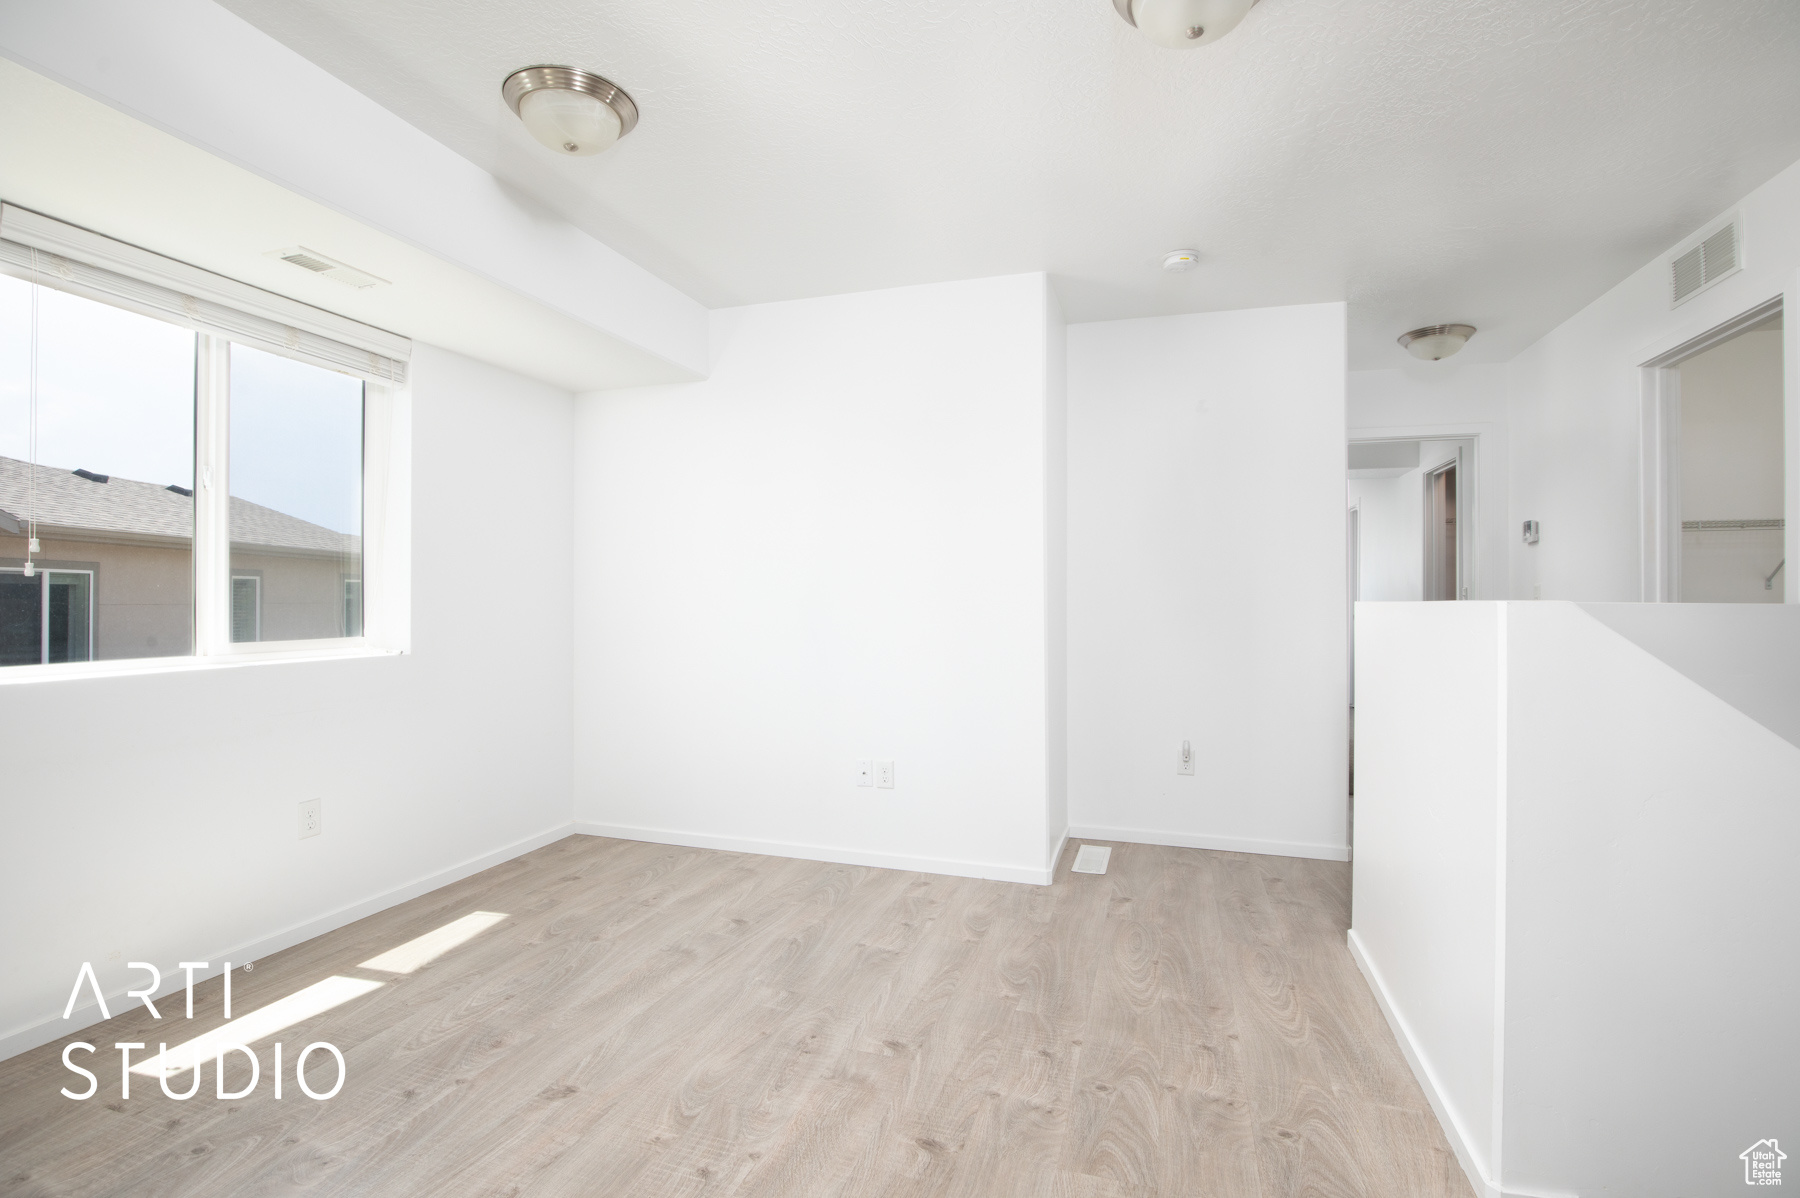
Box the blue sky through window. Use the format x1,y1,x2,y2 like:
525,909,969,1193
0,272,195,489
229,343,363,535
0,273,364,534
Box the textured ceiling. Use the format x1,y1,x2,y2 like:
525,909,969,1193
217,0,1800,368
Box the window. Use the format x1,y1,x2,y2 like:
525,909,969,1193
229,345,363,644
0,276,195,663
230,575,261,643
0,568,95,665
343,578,363,638
0,204,409,675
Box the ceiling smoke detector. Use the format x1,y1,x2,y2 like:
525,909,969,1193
503,65,639,157
1162,249,1200,272
1113,0,1258,48
1398,324,1476,361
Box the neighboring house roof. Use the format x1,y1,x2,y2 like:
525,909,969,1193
0,456,358,556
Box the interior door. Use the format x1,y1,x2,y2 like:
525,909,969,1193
1424,461,1458,600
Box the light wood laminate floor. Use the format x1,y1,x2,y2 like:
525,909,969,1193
0,836,1471,1197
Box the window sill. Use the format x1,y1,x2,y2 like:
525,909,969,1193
0,644,403,686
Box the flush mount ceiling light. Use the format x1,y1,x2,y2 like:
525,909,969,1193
1398,324,1477,361
1113,0,1257,48
502,66,638,157
1162,249,1200,272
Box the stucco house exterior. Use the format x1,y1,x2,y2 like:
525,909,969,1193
0,455,359,665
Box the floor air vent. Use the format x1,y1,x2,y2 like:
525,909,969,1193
1071,844,1112,874
1670,216,1740,307
267,246,389,290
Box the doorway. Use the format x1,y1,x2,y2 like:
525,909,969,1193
1346,437,1475,602
1641,297,1786,602
1424,460,1460,601
1347,502,1359,811
1347,501,1361,677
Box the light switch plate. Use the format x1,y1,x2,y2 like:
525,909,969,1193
298,799,321,839
856,760,873,787
875,760,895,789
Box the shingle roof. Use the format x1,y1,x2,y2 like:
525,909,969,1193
0,456,358,556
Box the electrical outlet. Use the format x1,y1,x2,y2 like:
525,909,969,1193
856,760,873,787
298,799,321,839
875,760,895,789
1178,739,1194,775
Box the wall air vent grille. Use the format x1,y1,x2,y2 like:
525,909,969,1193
1671,245,1703,304
1701,223,1737,283
266,246,389,290
1670,216,1741,307
283,252,335,273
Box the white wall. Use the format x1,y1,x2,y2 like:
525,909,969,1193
1348,475,1414,600
0,343,575,1059
1349,360,1510,431
1508,157,1800,602
1066,302,1351,860
1581,601,1800,748
1503,601,1800,1197
1680,325,1785,521
571,274,1062,884
1045,291,1069,862
1352,600,1800,1198
1348,601,1501,1190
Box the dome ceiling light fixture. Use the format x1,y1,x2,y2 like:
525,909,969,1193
502,65,639,157
1398,324,1478,361
1112,0,1258,49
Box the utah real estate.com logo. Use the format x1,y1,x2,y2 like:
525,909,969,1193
1742,1139,1785,1187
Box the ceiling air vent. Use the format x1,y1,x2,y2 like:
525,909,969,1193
1670,215,1741,307
265,246,389,290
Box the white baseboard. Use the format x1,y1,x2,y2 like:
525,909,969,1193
0,821,577,1064
1067,824,1351,862
572,821,1055,886
1348,928,1492,1197
1047,827,1070,880
1346,930,1578,1198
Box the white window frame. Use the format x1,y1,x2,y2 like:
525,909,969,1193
0,205,412,683
199,336,396,658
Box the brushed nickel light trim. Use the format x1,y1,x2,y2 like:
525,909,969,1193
502,65,639,140
1111,0,1259,43
1397,324,1477,360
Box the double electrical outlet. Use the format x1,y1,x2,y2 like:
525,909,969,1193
298,798,321,839
856,760,896,789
